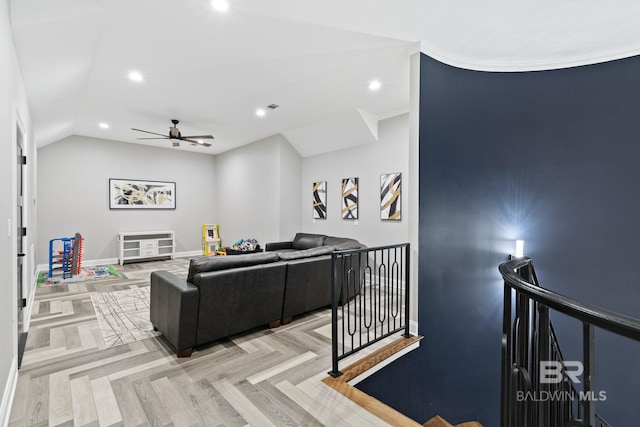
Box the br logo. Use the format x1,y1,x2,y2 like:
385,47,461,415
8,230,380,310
540,361,583,384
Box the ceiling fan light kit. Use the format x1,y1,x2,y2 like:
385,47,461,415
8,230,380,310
131,119,214,148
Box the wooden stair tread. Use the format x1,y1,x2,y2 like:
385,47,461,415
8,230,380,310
322,335,424,427
423,415,483,427
322,337,482,427
339,335,423,382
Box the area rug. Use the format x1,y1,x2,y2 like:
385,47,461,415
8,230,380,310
37,265,124,287
82,265,123,279
91,286,160,348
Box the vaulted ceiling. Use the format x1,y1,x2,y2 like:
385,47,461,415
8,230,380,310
11,0,640,155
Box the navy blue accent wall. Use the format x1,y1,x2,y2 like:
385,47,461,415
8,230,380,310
357,53,640,425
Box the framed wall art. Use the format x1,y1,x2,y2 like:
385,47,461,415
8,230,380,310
109,178,176,209
313,181,327,219
380,173,401,220
341,177,358,219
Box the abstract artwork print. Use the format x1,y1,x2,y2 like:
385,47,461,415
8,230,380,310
109,179,176,209
313,181,327,219
380,173,401,220
342,177,358,219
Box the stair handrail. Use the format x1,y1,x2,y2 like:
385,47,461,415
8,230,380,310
499,257,640,427
499,257,640,341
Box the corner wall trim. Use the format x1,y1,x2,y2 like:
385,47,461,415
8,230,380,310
409,320,418,336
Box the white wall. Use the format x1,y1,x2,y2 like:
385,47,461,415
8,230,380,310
0,0,35,423
215,134,301,246
36,116,408,262
301,113,410,247
37,136,217,263
215,114,411,249
278,137,302,240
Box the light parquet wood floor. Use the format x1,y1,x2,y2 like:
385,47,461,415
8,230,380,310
9,258,407,427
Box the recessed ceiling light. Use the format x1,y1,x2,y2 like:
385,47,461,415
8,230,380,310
256,108,266,117
368,80,381,91
99,122,109,129
128,71,144,82
211,0,229,12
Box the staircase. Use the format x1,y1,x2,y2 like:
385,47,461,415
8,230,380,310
323,336,482,427
423,415,482,427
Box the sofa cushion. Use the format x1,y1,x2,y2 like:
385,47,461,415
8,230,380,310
269,248,298,256
278,245,334,261
187,252,279,283
292,233,326,249
324,236,362,251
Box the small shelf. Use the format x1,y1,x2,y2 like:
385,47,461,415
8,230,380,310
118,230,175,265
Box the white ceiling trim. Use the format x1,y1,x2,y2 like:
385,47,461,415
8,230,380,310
421,41,640,72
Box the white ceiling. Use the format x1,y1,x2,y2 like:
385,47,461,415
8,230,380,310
11,0,640,155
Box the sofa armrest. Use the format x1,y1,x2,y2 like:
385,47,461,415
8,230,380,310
265,241,293,251
150,270,199,353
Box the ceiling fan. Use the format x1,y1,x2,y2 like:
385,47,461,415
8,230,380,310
131,119,214,147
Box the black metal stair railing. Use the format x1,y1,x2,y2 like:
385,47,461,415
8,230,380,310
499,257,640,427
329,243,411,378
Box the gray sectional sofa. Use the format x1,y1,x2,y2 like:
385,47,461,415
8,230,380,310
150,233,364,357
265,233,365,323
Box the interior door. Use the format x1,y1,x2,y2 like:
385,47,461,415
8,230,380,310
16,123,27,367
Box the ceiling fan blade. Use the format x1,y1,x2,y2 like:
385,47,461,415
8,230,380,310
183,138,212,147
181,134,214,139
131,128,168,137
136,137,170,140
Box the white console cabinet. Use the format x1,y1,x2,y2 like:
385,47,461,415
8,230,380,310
118,231,175,265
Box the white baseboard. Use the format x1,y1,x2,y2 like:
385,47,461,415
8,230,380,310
0,358,18,427
37,258,117,273
176,250,201,258
35,252,203,273
81,257,119,267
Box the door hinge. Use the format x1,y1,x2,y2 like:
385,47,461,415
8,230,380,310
20,298,26,308
21,227,27,236
21,156,26,165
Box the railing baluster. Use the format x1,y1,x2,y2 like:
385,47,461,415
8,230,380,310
373,250,378,340
583,323,595,427
329,252,341,378
378,262,386,328
404,244,410,337
501,282,513,427
363,264,373,340
538,304,550,427
340,255,346,357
